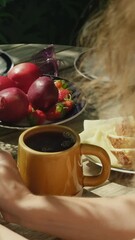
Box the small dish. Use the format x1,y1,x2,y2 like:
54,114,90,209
74,50,109,81
0,50,14,75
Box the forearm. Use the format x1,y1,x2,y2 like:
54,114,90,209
15,193,135,240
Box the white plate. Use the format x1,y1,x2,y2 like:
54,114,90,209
0,77,87,130
86,155,135,174
80,117,135,174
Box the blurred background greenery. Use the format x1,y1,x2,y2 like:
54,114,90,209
0,0,108,45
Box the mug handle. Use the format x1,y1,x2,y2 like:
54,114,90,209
80,143,111,186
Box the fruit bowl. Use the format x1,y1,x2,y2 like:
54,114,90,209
0,45,86,129
0,76,87,130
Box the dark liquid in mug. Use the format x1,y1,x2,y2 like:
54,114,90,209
24,131,76,152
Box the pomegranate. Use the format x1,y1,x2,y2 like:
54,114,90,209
7,62,41,93
0,87,29,123
0,76,16,91
27,76,58,110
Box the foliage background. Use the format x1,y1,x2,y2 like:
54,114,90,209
0,0,108,45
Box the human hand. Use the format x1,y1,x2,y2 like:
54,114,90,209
0,150,31,223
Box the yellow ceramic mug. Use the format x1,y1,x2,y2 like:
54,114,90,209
17,125,111,196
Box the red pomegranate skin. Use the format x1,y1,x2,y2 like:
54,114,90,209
27,76,58,110
0,87,29,122
0,76,16,91
7,62,41,93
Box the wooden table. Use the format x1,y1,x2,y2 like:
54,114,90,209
0,43,135,240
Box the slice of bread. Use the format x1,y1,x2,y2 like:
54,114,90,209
115,117,135,136
107,134,135,149
81,116,135,169
108,117,135,169
111,149,135,169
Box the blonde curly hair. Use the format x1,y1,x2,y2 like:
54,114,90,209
76,0,135,118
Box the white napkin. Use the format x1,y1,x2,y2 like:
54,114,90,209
79,116,135,168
